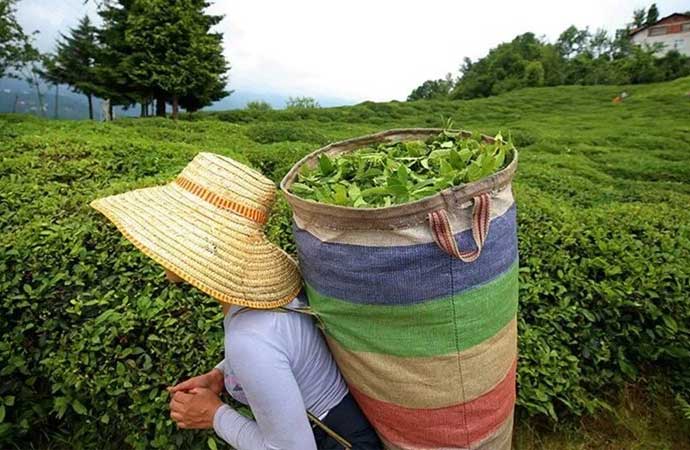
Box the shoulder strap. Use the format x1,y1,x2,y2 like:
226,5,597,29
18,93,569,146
307,411,352,449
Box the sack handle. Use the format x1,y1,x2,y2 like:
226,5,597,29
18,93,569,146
428,193,491,263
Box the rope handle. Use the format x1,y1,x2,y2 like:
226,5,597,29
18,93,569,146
428,193,491,263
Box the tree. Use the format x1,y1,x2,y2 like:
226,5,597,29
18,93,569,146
179,77,230,113
523,61,545,87
285,96,319,109
43,15,100,119
632,8,646,28
556,26,591,58
407,74,454,101
611,26,633,59
646,4,659,26
0,0,38,77
620,44,662,83
246,100,272,111
124,0,229,119
96,0,142,116
589,29,611,59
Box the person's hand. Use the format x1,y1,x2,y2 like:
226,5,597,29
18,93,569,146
169,388,223,429
168,368,224,395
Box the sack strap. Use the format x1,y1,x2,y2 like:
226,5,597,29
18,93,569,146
307,411,353,449
428,193,491,262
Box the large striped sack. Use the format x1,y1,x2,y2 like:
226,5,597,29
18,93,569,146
281,129,519,450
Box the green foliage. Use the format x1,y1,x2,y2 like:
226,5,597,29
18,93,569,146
407,74,454,101
633,8,647,28
410,8,690,102
645,3,659,26
291,131,513,207
524,61,545,87
124,0,229,118
42,15,100,119
95,0,142,108
285,96,320,109
1,77,690,448
245,101,272,111
449,28,690,100
244,122,328,145
0,0,38,77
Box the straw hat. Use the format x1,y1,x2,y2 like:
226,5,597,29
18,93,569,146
90,152,302,309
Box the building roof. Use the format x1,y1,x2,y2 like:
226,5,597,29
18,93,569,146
629,13,690,36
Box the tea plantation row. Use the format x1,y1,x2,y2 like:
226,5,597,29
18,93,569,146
1,77,689,448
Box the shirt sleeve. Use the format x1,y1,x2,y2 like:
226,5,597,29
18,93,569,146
212,331,317,450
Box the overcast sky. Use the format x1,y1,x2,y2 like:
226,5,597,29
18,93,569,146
15,0,690,102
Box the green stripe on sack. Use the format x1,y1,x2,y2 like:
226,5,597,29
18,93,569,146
306,261,519,357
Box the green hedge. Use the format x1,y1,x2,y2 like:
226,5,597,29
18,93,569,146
1,78,689,448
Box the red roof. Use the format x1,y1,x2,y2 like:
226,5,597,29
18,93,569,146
629,13,690,36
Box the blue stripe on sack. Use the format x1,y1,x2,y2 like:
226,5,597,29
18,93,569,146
294,204,517,305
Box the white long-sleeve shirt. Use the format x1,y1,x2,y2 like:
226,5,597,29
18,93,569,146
213,295,348,450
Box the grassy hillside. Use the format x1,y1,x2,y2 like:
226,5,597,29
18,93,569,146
1,77,690,449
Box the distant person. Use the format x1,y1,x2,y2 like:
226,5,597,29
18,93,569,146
90,153,382,450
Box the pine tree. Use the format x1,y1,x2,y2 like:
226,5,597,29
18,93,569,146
179,77,230,113
95,0,143,114
124,0,229,119
632,8,646,28
43,15,100,119
646,4,659,26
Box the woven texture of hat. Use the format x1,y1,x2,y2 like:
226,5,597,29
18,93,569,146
91,152,302,308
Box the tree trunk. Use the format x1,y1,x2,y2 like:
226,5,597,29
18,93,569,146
172,95,179,120
87,94,93,120
108,102,113,121
156,96,166,117
140,102,145,117
12,94,19,113
32,74,45,117
54,84,59,119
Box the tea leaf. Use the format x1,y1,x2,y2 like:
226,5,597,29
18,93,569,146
292,131,514,208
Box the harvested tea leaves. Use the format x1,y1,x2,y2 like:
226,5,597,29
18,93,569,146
291,131,514,208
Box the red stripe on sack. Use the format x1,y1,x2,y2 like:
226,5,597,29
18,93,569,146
349,359,517,448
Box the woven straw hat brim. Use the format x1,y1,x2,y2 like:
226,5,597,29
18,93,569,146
91,182,302,309
184,153,276,213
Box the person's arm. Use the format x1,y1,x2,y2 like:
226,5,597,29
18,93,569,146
213,331,317,450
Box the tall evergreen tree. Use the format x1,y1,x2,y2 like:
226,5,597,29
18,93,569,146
646,4,659,26
124,0,229,119
96,0,142,114
632,8,647,28
179,76,230,112
43,15,100,119
0,0,38,77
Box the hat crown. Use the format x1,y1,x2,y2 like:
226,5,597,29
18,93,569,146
177,153,277,223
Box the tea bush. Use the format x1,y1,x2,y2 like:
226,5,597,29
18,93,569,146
244,122,328,145
1,77,689,448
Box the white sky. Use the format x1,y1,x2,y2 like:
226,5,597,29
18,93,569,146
15,0,690,102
